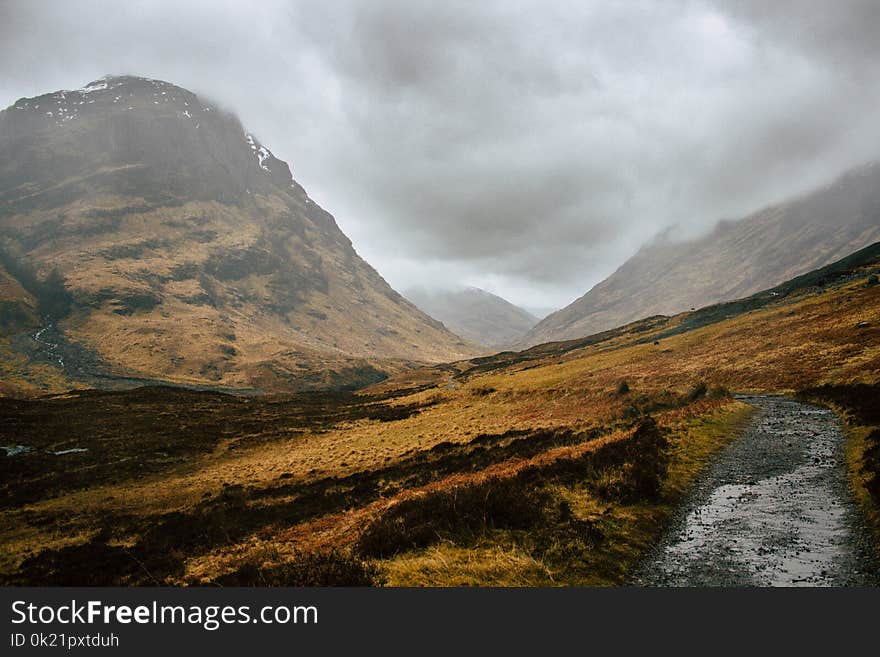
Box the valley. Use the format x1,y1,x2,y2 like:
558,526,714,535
2,241,878,586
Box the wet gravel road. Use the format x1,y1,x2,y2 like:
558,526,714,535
635,395,878,586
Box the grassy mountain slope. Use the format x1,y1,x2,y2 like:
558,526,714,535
0,76,475,394
521,162,880,347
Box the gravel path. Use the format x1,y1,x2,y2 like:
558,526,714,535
635,395,878,586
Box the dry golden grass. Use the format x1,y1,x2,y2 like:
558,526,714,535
382,543,558,587
378,401,754,586
1,265,877,585
0,338,74,397
844,425,880,537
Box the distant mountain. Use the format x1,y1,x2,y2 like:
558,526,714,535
519,162,880,347
0,76,475,394
522,306,559,320
405,287,538,349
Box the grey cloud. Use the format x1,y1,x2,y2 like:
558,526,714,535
1,0,878,308
721,0,880,69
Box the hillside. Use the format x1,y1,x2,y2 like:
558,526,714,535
404,286,538,349
0,76,475,394
2,241,877,586
520,162,880,346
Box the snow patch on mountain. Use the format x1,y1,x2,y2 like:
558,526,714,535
245,133,272,172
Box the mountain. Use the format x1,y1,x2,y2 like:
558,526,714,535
404,286,538,349
0,76,475,394
520,162,880,347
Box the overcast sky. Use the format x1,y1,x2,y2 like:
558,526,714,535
2,0,879,309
